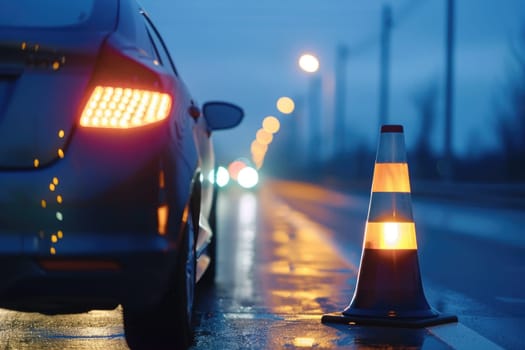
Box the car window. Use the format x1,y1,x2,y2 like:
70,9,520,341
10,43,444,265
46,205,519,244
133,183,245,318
1,0,95,28
141,12,178,76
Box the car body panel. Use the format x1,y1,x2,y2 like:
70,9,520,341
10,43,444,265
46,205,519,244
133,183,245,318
0,0,220,314
0,32,107,168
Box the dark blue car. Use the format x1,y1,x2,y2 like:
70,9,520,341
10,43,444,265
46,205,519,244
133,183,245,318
0,0,243,348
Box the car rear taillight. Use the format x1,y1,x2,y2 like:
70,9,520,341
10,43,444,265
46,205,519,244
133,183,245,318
79,37,173,129
80,86,171,129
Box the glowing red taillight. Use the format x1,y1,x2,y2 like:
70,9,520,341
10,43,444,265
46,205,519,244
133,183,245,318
80,85,172,129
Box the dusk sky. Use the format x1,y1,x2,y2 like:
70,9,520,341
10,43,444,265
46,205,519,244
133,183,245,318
141,0,525,163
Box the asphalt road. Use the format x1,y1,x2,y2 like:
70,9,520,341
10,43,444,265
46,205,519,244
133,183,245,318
0,179,523,349
192,180,523,349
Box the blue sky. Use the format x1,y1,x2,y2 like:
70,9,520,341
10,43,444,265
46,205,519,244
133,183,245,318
141,0,525,162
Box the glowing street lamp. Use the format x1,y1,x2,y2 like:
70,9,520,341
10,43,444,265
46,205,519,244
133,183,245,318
276,96,295,114
256,129,273,145
262,116,280,134
298,53,322,166
298,54,320,73
251,140,268,156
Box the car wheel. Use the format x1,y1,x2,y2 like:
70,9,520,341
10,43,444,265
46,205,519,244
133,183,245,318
123,202,197,350
173,203,197,345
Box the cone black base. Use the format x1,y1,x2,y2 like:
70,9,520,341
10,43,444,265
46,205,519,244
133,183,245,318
321,312,458,328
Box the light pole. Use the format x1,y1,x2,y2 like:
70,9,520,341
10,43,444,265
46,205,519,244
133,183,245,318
443,0,455,180
334,45,349,154
298,53,322,167
378,4,392,128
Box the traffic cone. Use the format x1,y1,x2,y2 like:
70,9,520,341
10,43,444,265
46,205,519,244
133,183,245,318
322,125,457,327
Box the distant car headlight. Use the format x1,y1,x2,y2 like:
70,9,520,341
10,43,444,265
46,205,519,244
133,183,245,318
237,166,259,189
215,166,230,187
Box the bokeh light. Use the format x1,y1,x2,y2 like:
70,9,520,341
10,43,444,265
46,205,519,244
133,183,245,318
298,53,319,73
216,166,230,187
238,166,259,189
276,97,295,114
251,140,268,156
252,152,265,169
228,160,247,181
262,116,280,134
256,129,273,145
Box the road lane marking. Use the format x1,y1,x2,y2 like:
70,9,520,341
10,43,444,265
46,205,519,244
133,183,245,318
428,322,504,349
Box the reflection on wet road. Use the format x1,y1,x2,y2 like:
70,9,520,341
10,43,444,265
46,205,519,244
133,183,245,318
0,307,126,349
194,187,368,349
1,180,521,349
193,181,520,349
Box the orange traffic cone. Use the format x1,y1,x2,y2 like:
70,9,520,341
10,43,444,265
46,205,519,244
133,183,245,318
322,125,457,327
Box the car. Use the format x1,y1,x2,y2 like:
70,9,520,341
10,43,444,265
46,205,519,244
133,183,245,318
0,0,243,348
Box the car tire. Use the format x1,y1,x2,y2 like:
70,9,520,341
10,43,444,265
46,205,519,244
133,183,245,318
123,202,197,350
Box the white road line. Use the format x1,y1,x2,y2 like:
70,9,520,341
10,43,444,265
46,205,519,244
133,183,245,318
428,323,504,350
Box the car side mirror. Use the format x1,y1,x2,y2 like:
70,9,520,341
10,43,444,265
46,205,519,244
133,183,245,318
202,101,244,131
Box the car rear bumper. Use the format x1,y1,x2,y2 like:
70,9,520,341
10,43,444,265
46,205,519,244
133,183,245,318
0,232,178,314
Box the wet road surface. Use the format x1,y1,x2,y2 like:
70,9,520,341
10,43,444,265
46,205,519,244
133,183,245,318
192,181,522,349
1,180,523,349
0,308,126,349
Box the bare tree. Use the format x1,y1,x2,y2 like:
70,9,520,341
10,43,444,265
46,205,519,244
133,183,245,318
495,26,525,180
411,80,438,179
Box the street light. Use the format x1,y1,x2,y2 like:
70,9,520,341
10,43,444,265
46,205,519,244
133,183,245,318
262,116,280,134
298,54,320,73
298,53,322,167
276,96,295,114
